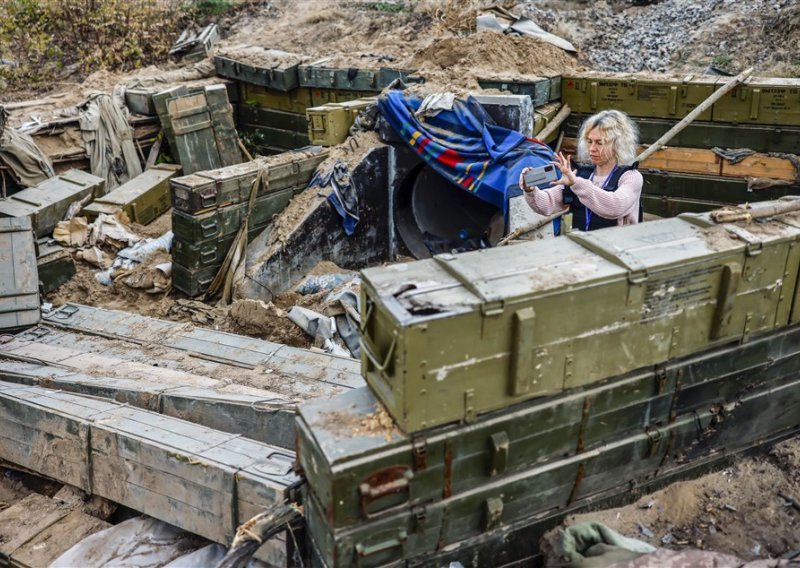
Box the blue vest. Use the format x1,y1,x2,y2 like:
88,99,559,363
562,164,641,231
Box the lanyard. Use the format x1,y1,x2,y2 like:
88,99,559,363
585,165,619,231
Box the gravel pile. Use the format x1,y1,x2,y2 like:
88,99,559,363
518,0,796,74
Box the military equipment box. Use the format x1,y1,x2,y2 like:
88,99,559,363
477,75,558,106
0,170,105,237
360,213,800,433
306,98,376,146
712,77,800,126
125,88,158,116
561,72,719,120
240,83,314,114
214,47,306,91
171,262,220,297
153,85,188,153
36,239,75,294
237,105,308,133
82,164,181,225
297,320,800,531
238,123,311,152
310,88,378,108
298,59,417,91
533,102,561,143
0,217,40,331
300,345,800,567
172,221,271,270
170,147,327,214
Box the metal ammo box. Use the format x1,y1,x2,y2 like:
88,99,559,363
0,217,40,331
0,170,105,237
82,164,181,224
561,72,719,120
306,98,376,146
298,59,417,91
712,77,800,126
477,75,556,106
360,212,800,433
213,46,306,91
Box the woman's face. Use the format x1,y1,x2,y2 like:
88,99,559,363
586,127,614,167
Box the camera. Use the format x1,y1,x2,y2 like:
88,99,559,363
523,164,560,188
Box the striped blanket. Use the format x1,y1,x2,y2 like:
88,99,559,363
378,90,555,217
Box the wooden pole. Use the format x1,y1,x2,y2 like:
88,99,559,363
498,211,563,246
636,67,754,163
710,197,800,223
536,103,571,143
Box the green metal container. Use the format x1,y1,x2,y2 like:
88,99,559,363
170,147,326,214
477,76,551,106
306,98,376,146
172,222,268,270
238,123,311,152
304,364,800,566
213,48,304,92
360,213,800,433
561,73,718,120
298,60,417,92
310,88,377,108
0,217,40,331
153,85,188,154
296,321,800,531
237,105,308,133
240,84,315,115
36,239,75,295
0,169,105,238
82,164,181,225
712,77,800,126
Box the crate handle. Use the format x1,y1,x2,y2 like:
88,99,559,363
355,530,407,561
360,331,397,373
359,467,413,519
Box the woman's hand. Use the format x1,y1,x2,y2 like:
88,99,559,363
552,152,577,187
519,167,534,193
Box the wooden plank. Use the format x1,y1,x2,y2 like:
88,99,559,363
11,510,110,568
723,153,798,181
0,493,72,556
641,146,722,176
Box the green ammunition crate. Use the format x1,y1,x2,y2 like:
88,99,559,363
240,83,314,115
238,123,311,152
172,184,307,244
310,88,377,108
533,102,561,143
172,222,269,270
306,98,376,146
172,262,218,297
237,105,308,133
214,48,305,92
36,239,75,294
298,60,417,92
304,369,800,567
153,85,188,153
477,76,551,106
82,164,181,225
0,169,105,238
170,147,326,214
642,171,798,207
297,323,800,529
561,72,718,120
643,195,726,217
205,84,244,167
360,213,800,433
564,113,800,153
712,77,800,126
0,217,40,331
125,88,158,116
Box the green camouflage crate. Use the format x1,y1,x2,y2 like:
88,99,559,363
561,72,718,120
0,217,40,331
360,211,800,432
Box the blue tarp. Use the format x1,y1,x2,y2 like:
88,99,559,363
378,90,557,218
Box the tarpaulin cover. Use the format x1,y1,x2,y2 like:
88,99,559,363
378,90,556,218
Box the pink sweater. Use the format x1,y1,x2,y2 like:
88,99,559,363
523,169,644,226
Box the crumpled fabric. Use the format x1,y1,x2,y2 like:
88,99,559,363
0,105,55,189
311,159,359,236
553,522,656,567
712,146,756,164
79,92,143,192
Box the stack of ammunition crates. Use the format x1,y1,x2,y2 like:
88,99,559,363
306,98,377,146
0,169,105,237
82,164,181,225
559,72,800,216
170,147,328,296
296,202,800,566
215,46,419,154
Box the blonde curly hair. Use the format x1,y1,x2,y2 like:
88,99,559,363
576,110,639,166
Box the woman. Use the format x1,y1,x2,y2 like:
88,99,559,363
519,110,643,231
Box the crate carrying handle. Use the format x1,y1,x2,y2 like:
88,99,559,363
360,331,397,373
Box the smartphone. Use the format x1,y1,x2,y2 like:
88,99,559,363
523,164,560,188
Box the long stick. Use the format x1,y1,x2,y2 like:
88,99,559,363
536,103,571,143
636,67,754,163
710,197,800,223
498,211,563,246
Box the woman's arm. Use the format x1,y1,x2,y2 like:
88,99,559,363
570,170,643,218
518,167,569,216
